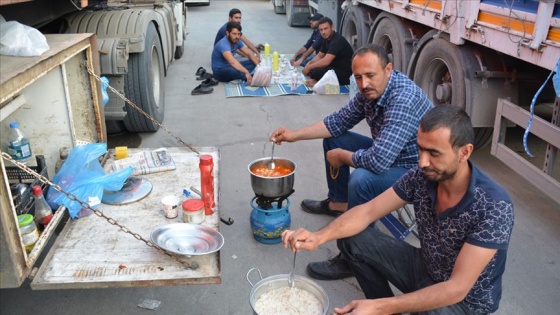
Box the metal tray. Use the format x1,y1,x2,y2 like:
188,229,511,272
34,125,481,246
150,223,224,256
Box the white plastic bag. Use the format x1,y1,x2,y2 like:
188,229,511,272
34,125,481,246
0,15,50,56
312,69,340,94
251,64,272,87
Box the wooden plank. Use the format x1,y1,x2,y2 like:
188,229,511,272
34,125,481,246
31,147,222,289
0,34,94,105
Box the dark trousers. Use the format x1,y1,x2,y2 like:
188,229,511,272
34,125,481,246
338,227,478,315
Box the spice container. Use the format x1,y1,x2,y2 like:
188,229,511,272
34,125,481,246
182,199,205,224
17,214,39,253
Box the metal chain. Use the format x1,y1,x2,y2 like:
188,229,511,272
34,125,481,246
2,152,199,270
84,65,200,154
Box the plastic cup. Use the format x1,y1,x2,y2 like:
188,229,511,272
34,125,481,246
161,195,179,218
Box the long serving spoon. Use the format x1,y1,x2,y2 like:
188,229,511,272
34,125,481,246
268,142,276,170
288,251,297,288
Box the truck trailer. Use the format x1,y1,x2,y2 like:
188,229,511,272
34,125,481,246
309,0,560,204
0,0,188,134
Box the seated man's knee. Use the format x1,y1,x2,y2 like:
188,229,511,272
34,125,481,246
348,168,373,195
337,227,376,256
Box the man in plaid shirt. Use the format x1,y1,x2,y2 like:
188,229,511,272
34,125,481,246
271,44,432,280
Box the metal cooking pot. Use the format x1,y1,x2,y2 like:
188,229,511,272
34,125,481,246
248,157,296,198
246,268,329,315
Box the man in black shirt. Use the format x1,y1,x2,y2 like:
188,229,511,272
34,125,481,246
290,13,324,68
303,17,353,86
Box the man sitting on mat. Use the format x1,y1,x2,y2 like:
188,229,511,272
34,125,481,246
214,8,260,60
212,22,260,84
290,13,324,68
303,16,353,87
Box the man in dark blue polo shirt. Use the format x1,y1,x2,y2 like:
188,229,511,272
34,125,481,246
303,16,353,86
282,105,515,314
290,13,324,68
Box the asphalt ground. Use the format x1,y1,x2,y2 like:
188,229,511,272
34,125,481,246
1,1,559,314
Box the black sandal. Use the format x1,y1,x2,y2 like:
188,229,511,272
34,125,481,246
196,67,206,76
196,72,213,81
201,77,219,87
191,84,213,95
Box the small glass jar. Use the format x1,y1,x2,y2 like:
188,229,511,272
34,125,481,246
17,214,39,253
182,199,205,224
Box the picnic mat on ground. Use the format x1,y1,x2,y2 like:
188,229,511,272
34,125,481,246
224,53,351,97
225,82,350,98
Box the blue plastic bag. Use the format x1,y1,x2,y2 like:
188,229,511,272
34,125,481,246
47,143,133,218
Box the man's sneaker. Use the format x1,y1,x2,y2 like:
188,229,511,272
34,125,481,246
306,253,353,280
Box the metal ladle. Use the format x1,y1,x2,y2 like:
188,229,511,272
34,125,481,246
288,251,297,288
268,142,276,170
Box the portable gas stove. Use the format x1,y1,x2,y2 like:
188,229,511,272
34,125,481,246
250,190,294,244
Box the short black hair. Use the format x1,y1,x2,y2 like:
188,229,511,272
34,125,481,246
352,44,391,68
229,8,241,17
420,105,474,149
226,21,242,33
317,16,333,26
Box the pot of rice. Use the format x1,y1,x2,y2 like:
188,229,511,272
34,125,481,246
246,268,329,315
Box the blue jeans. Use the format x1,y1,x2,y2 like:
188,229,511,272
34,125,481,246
324,132,408,208
338,227,478,315
213,59,256,82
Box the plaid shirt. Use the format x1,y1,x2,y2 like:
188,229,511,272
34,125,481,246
324,71,433,173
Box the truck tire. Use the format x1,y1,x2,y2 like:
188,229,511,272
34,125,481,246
123,23,165,132
341,4,368,51
371,14,412,72
106,121,127,134
412,37,492,149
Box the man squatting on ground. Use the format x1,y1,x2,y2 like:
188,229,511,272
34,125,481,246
211,22,260,84
303,16,354,87
282,105,515,314
271,44,433,280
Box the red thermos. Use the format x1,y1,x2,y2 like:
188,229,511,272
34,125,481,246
199,154,215,215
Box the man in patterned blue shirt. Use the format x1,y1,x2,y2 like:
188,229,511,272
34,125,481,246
271,44,432,280
282,105,515,314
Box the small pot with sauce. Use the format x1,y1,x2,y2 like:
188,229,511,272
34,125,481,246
248,157,296,198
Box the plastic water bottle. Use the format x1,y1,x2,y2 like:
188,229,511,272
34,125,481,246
7,122,32,163
32,185,53,231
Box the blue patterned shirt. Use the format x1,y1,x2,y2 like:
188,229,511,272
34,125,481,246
323,70,433,173
393,162,514,314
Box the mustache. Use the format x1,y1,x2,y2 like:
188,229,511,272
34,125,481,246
422,167,437,173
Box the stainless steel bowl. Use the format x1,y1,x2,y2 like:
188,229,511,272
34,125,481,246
150,223,224,256
246,268,329,315
248,157,296,197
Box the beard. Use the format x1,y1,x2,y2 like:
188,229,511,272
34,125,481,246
422,166,457,182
